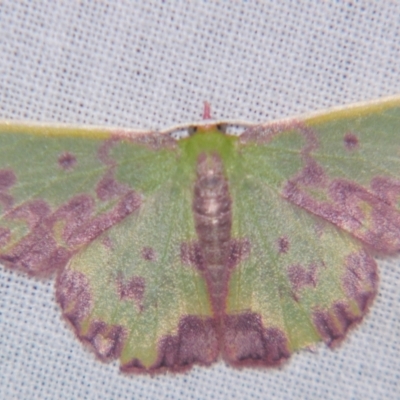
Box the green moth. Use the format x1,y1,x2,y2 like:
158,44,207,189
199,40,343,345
0,96,399,373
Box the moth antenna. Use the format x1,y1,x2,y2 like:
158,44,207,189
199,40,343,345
203,101,212,120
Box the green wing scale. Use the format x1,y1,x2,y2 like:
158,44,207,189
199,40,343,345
0,96,399,373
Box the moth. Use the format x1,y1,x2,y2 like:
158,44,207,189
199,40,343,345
0,96,399,373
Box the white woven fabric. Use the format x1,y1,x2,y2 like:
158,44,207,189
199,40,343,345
0,2,399,399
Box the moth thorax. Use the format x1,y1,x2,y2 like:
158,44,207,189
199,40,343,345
193,154,232,266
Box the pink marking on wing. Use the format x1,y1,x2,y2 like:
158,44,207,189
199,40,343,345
116,274,146,306
56,269,93,329
295,158,326,187
141,246,156,261
121,316,218,373
96,170,128,201
330,179,400,251
310,249,377,348
0,169,16,191
285,126,325,189
58,152,77,171
0,193,14,210
223,312,290,367
283,177,400,253
297,124,320,154
53,195,94,242
227,238,251,269
1,186,141,276
280,122,400,253
83,320,127,361
7,199,51,228
57,270,128,362
343,133,359,151
0,224,72,276
180,241,205,271
98,138,119,166
313,302,362,348
0,169,16,210
371,176,400,207
277,236,290,254
66,191,141,248
288,263,318,293
0,227,11,248
342,250,378,312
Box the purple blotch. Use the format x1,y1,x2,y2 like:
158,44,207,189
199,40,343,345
1,189,141,276
96,171,127,201
342,250,378,312
58,269,126,361
227,238,251,269
121,316,218,373
0,169,16,210
0,222,71,276
98,139,118,166
313,302,361,348
284,177,400,253
8,199,51,228
66,191,141,248
116,275,146,309
223,312,290,367
296,159,326,187
0,169,16,191
58,152,77,171
142,247,156,261
277,236,290,254
312,250,377,348
56,270,93,329
0,227,11,248
180,241,205,271
53,195,94,241
288,263,317,293
371,176,400,207
343,133,359,151
83,320,126,361
0,193,13,210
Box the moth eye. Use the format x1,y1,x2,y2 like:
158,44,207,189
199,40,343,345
188,126,198,136
216,124,227,133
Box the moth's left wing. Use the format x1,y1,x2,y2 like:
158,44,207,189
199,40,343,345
0,123,217,373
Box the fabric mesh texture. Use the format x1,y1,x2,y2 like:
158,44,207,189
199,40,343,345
0,2,399,399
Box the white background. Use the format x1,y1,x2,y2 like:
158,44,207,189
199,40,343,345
0,2,399,399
